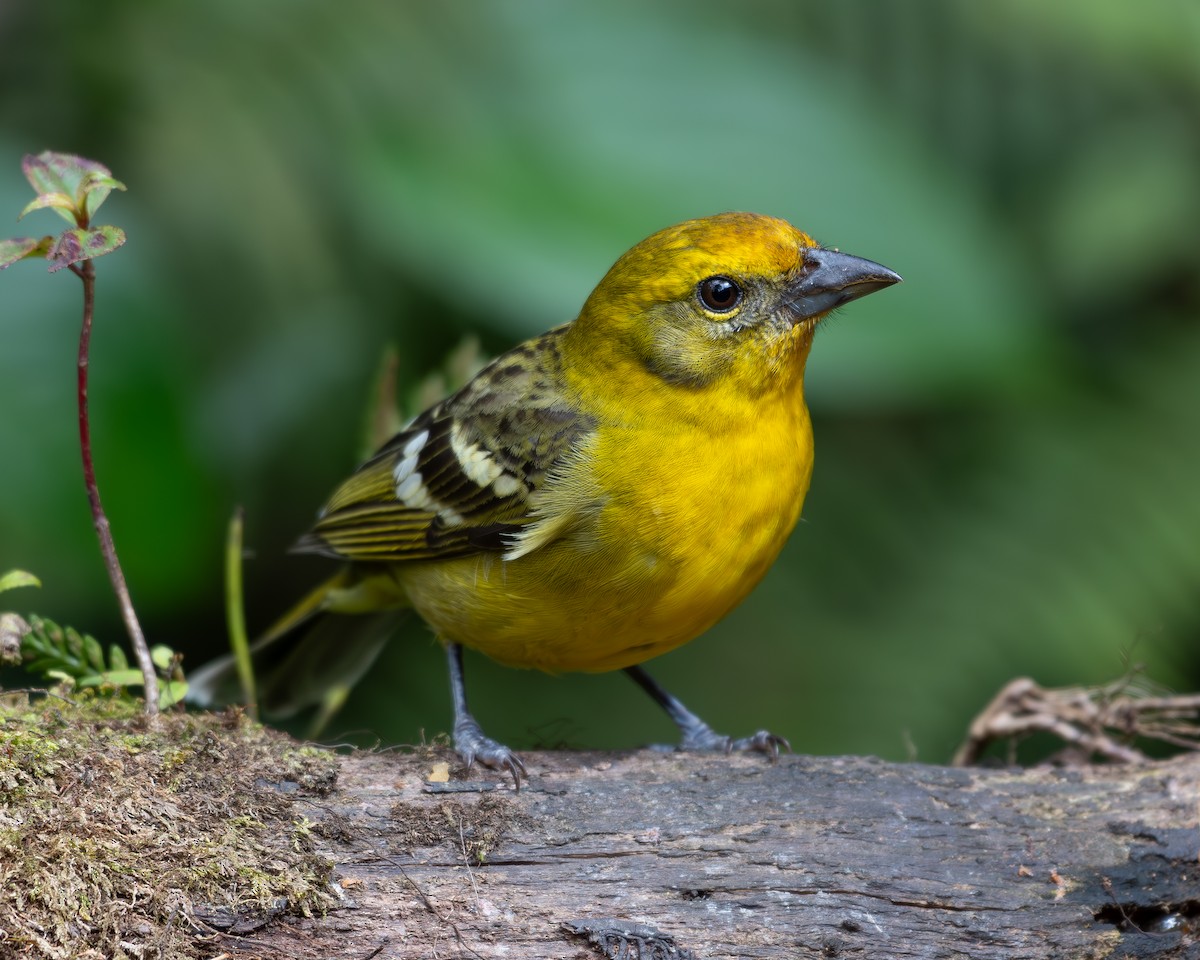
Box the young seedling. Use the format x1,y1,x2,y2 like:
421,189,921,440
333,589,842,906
1,151,160,714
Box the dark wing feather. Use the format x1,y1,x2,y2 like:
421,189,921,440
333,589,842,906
293,327,592,563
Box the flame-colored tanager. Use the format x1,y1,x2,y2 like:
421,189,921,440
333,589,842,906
191,212,900,783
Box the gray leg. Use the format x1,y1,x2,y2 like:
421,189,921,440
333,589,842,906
625,665,789,757
447,642,527,786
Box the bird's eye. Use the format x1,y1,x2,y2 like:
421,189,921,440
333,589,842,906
697,275,742,313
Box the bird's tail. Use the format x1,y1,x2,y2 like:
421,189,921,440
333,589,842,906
187,569,408,719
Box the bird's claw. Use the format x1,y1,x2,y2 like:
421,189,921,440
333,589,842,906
680,723,790,760
454,716,527,788
728,729,791,759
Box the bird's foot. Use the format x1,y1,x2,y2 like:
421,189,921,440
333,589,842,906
623,666,790,761
453,714,527,788
680,722,791,759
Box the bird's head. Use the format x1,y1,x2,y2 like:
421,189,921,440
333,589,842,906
569,212,899,398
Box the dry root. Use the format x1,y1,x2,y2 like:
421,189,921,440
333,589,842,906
954,675,1200,767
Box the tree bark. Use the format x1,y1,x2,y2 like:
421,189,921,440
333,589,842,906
222,749,1200,959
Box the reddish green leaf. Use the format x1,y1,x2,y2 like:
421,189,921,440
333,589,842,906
0,236,51,270
46,230,85,271
18,192,76,222
79,171,126,219
22,153,69,196
46,225,126,272
83,224,126,258
22,152,120,225
22,154,78,224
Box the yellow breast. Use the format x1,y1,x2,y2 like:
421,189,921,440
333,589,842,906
398,380,813,673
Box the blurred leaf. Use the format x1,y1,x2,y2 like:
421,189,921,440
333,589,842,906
82,631,105,672
19,613,183,704
151,644,176,671
73,670,186,706
159,679,189,708
17,192,74,221
0,236,51,269
79,668,142,687
46,224,125,271
21,615,104,679
79,170,125,219
0,570,41,593
21,152,120,224
21,153,80,224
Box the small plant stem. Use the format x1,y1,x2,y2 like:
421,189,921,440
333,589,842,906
72,258,160,715
225,506,257,719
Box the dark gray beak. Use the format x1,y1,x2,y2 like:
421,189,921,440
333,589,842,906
786,247,901,321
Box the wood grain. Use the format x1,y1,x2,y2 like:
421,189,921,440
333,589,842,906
221,749,1200,959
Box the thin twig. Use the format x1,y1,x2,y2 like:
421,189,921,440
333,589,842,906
0,687,81,707
458,814,482,911
69,257,159,715
393,861,487,960
955,675,1200,766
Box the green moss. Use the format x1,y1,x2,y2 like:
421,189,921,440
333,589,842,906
0,691,339,959
0,725,64,797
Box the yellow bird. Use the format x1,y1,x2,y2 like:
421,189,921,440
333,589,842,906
190,213,899,783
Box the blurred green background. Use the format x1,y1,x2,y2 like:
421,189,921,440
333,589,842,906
1,0,1197,762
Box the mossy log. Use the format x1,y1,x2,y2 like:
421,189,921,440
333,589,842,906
228,749,1199,959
